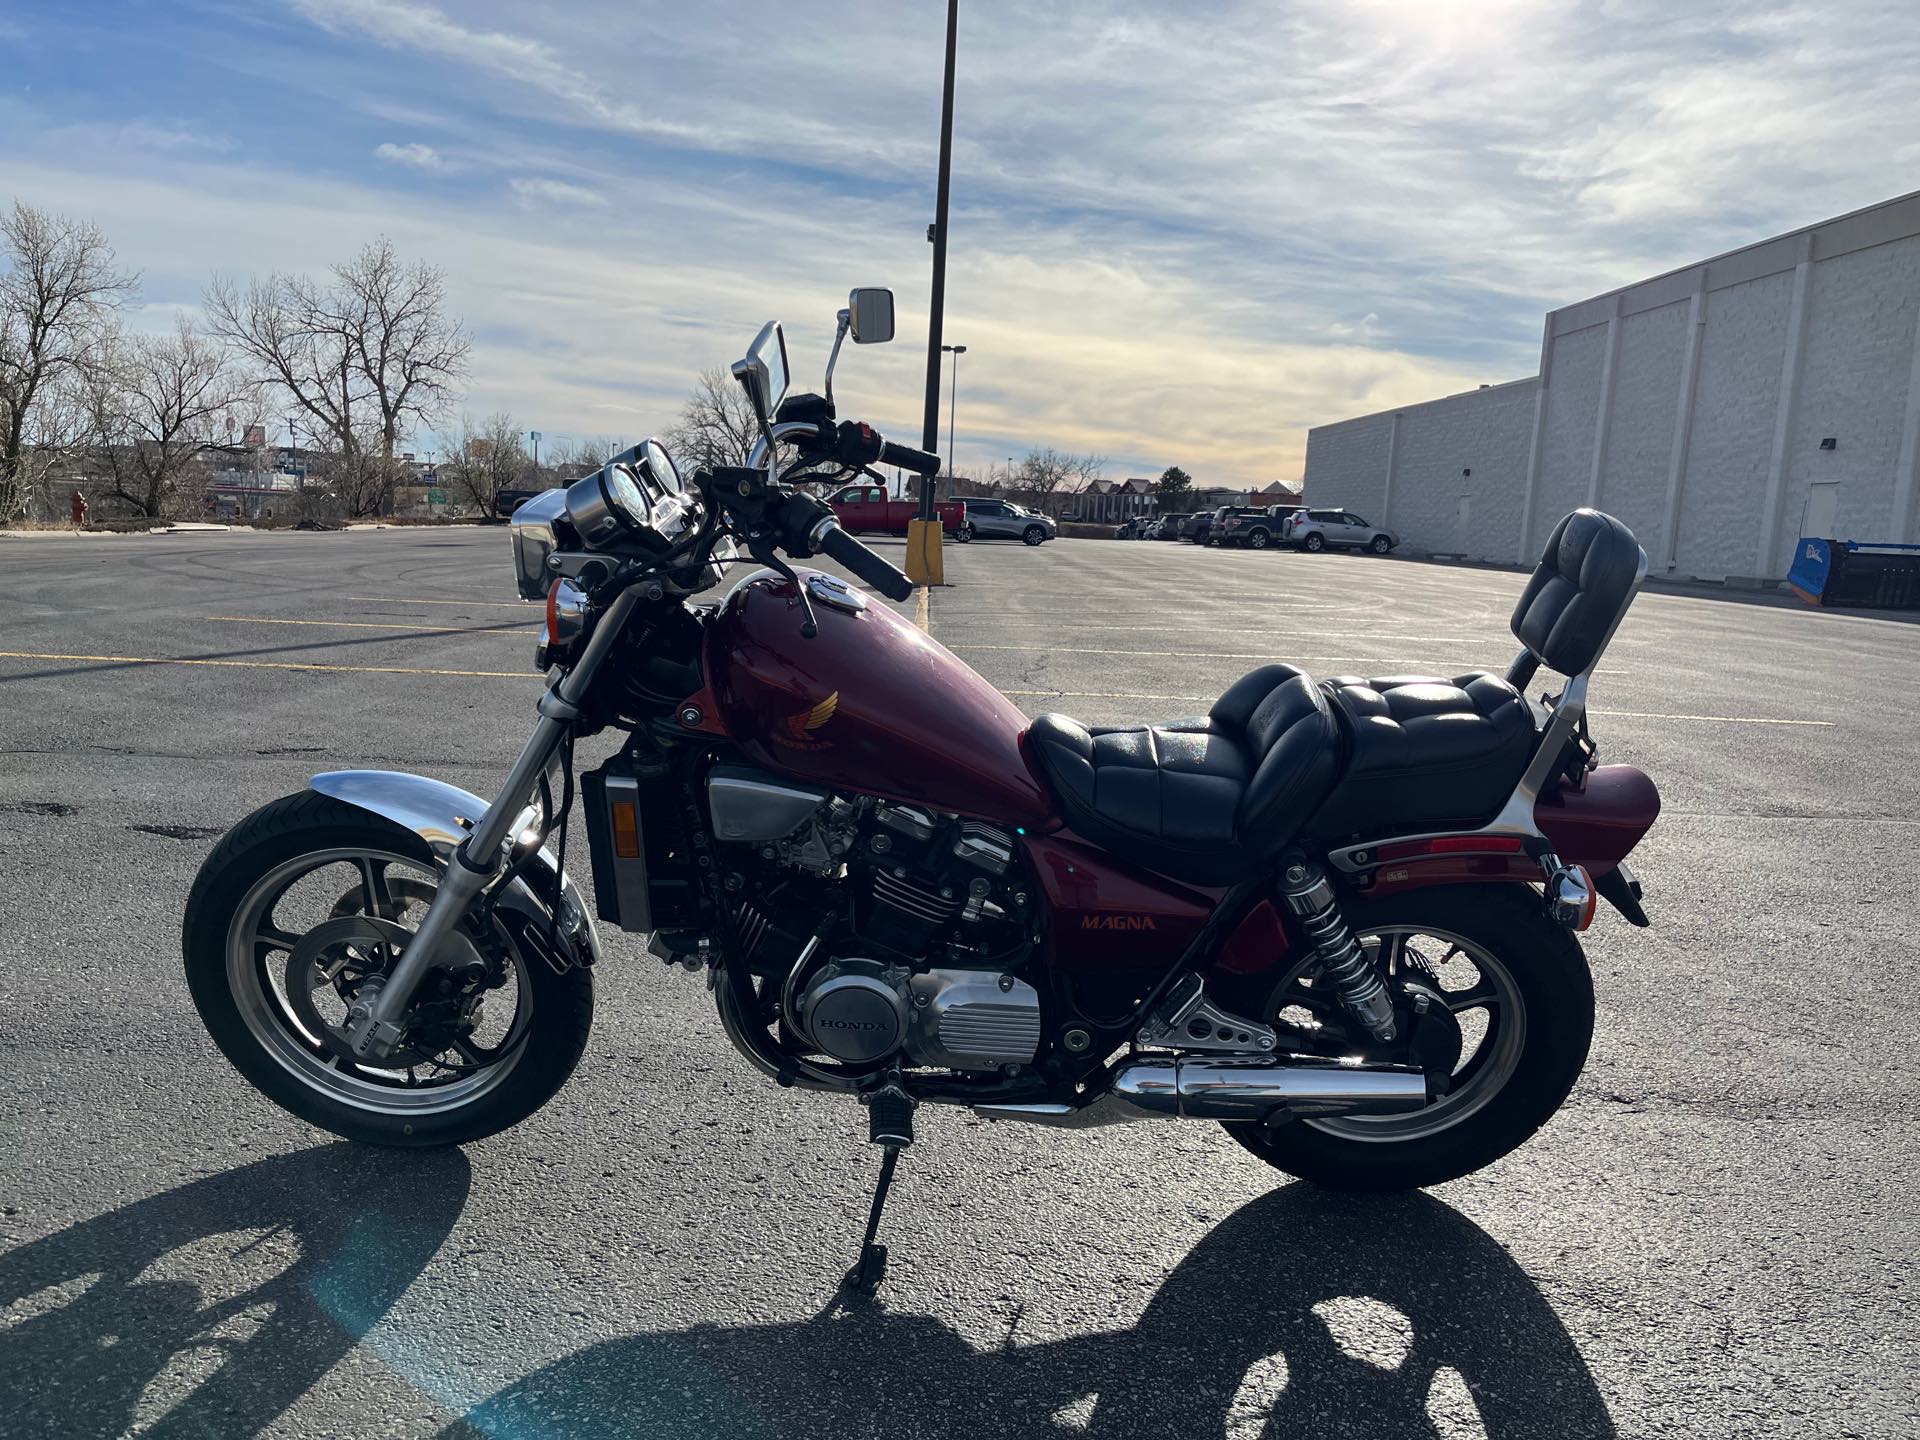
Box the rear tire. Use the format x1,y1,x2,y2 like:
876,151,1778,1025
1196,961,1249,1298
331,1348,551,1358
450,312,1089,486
1302,532,1324,553
1224,885,1592,1191
183,791,594,1148
1247,528,1271,550
956,523,974,543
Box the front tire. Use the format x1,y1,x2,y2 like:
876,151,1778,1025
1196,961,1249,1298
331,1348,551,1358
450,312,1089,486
1370,534,1392,554
183,791,594,1148
1224,885,1593,1191
1022,525,1046,546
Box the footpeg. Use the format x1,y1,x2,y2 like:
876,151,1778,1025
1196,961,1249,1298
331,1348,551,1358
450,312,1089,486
864,1083,915,1148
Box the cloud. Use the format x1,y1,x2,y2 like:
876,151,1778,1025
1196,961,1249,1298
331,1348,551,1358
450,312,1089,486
372,141,443,169
508,177,607,208
6,0,1918,486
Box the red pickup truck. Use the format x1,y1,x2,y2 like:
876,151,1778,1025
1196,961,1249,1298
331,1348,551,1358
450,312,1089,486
826,482,964,535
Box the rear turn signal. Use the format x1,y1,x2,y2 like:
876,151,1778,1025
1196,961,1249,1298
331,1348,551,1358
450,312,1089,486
1544,858,1598,931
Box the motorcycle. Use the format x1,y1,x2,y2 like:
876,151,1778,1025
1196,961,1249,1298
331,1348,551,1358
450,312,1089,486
184,287,1660,1290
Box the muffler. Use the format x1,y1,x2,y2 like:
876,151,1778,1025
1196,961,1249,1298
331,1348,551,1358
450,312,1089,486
1109,1056,1430,1121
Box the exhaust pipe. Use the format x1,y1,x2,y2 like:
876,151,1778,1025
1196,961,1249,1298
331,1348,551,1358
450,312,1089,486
1109,1056,1429,1121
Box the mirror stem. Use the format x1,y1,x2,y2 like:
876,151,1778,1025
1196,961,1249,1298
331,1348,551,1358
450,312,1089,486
823,309,851,413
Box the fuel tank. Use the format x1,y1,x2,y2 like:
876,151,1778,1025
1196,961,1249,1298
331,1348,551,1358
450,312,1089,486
697,569,1055,827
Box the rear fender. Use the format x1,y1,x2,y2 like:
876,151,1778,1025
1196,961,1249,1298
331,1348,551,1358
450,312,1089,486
309,770,604,969
1534,765,1660,877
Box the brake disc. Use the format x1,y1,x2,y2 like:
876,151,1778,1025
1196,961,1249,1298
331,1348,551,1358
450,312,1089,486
284,914,487,1069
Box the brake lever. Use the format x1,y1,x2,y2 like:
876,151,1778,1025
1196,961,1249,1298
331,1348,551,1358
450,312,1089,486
749,538,818,639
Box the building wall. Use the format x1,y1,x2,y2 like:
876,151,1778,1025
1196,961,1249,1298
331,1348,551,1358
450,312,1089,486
1304,189,1920,580
1301,380,1538,562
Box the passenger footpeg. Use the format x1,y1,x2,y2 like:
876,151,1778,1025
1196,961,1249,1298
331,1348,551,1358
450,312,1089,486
1138,973,1277,1054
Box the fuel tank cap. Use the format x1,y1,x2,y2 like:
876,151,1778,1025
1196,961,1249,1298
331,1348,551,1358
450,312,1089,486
805,572,869,614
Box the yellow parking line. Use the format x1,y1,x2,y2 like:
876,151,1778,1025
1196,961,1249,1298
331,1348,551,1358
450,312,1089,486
206,615,512,634
349,595,529,609
0,649,530,679
915,587,931,632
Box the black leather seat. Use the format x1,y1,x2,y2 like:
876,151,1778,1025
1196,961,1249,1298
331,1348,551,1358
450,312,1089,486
1306,672,1535,839
1025,665,1340,885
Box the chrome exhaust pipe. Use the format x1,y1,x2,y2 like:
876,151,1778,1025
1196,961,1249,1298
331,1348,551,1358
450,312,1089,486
1109,1056,1429,1121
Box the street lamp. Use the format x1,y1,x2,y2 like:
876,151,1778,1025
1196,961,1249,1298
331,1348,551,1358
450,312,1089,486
941,343,967,494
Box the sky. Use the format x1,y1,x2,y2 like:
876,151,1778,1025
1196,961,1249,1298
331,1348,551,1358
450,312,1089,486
2,0,1916,487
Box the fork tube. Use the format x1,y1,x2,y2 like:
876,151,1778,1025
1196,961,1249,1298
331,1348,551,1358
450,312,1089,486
349,590,641,1056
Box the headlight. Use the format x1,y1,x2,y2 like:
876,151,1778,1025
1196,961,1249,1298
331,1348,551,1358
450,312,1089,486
508,489,570,600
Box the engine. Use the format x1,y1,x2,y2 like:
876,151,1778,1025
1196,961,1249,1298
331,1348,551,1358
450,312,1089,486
706,766,1043,1074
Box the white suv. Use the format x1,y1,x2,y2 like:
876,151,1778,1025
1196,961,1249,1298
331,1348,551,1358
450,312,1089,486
1284,508,1398,555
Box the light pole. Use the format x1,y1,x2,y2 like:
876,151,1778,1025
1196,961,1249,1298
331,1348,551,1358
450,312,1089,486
941,343,966,495
919,0,959,522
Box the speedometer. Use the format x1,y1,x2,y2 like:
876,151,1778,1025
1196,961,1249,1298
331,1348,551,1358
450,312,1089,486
603,464,651,528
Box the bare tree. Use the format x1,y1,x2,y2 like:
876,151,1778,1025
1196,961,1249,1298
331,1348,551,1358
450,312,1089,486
80,316,258,518
1006,446,1104,509
206,237,468,511
306,433,397,519
664,366,758,475
0,201,137,521
442,413,531,519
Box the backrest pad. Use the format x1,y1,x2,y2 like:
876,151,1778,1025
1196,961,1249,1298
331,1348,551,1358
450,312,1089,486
1510,509,1646,676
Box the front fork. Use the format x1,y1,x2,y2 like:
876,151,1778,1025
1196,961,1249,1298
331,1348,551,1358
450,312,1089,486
342,590,641,1062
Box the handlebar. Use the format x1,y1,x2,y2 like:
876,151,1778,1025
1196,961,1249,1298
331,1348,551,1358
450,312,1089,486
811,519,916,602
879,439,941,477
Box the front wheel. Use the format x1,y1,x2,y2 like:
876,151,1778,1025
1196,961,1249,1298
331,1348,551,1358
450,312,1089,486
1369,534,1393,554
1223,885,1593,1191
1022,525,1046,546
183,791,594,1147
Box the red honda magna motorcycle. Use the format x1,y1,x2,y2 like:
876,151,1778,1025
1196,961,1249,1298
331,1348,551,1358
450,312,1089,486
185,289,1659,1289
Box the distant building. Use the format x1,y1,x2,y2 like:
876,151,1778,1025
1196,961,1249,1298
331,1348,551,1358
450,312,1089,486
1302,189,1920,580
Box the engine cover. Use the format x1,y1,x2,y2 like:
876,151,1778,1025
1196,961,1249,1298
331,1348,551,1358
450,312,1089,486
794,959,909,1065
907,969,1043,1070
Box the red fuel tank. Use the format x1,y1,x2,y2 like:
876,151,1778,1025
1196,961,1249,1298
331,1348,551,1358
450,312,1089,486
699,570,1055,827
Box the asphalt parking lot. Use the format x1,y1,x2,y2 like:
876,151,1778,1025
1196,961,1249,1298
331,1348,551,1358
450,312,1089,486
2,525,1916,1439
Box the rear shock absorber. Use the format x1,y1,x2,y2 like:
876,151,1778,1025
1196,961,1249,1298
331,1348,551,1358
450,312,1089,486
1280,852,1398,1043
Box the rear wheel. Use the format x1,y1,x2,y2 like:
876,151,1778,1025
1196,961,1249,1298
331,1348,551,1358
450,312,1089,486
183,792,594,1147
1247,528,1271,550
1302,532,1324,553
956,522,974,543
1224,885,1592,1191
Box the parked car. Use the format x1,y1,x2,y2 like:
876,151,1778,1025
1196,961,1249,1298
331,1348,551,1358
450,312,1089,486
1182,511,1215,545
957,497,1057,546
1209,506,1274,547
1282,507,1399,554
1223,505,1303,550
1115,516,1154,539
1151,511,1191,540
827,482,965,535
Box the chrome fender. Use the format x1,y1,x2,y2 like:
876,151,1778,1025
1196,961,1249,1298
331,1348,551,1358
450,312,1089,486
310,770,604,969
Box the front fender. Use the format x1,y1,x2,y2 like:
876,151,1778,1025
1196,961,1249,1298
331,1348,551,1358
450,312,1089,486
309,770,604,969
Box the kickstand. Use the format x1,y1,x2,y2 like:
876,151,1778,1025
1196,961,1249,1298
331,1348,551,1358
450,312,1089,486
842,1146,900,1294
841,1084,914,1294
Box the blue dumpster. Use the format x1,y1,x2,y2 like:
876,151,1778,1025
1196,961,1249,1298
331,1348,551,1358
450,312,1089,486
1787,537,1920,608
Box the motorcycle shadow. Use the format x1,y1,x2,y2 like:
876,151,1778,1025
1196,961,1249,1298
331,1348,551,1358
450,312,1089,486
438,1184,1613,1440
0,1143,471,1440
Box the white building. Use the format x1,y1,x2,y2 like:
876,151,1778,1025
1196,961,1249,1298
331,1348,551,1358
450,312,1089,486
1302,190,1920,580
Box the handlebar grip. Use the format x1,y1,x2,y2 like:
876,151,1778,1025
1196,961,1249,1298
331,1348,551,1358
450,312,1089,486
817,522,916,602
879,440,941,477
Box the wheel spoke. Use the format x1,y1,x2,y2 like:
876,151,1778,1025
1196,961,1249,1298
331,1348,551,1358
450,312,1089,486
1444,979,1502,1012
254,922,301,952
358,858,395,917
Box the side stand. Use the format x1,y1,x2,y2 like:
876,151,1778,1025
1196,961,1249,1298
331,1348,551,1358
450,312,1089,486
841,1085,914,1294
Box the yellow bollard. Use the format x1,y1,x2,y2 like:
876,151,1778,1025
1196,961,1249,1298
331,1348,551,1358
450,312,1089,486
905,517,946,587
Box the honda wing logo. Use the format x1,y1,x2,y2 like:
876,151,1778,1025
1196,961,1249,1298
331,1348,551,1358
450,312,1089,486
776,691,839,749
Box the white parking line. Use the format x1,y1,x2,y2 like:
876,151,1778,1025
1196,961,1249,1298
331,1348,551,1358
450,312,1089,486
348,594,529,609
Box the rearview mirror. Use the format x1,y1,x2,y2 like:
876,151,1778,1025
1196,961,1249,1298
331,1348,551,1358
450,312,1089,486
732,321,790,426
849,288,895,344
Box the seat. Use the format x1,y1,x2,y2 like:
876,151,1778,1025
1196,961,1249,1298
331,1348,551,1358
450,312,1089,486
1025,665,1341,886
1305,673,1535,839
